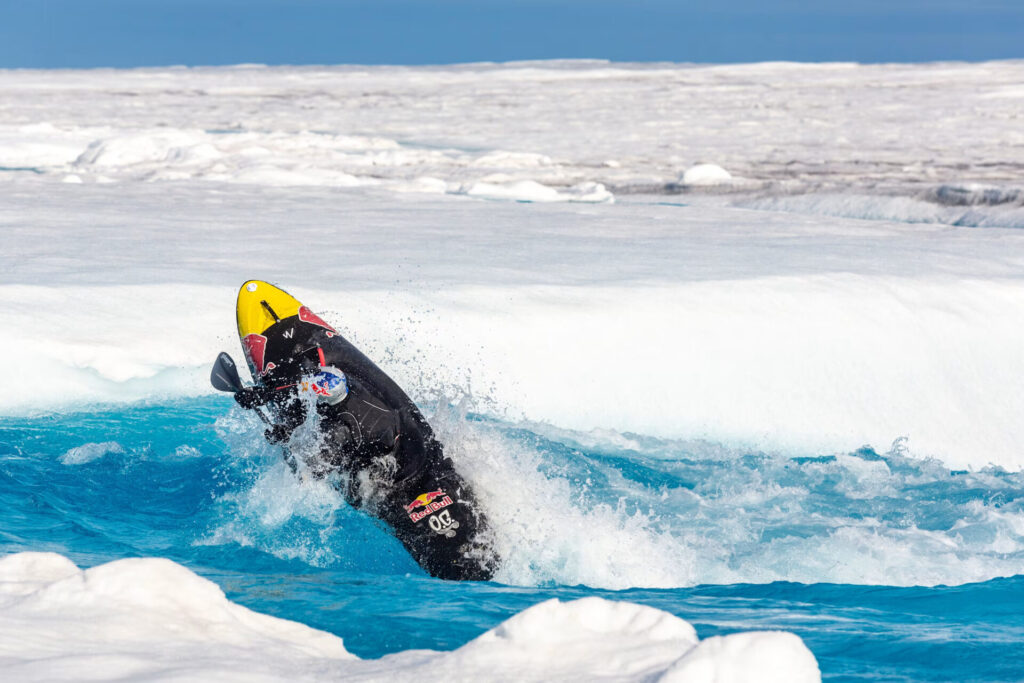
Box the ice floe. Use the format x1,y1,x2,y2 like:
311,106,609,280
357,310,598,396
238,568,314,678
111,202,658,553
0,552,820,682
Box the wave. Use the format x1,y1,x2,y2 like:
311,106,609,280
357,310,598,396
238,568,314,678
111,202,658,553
422,407,1024,588
9,397,1018,591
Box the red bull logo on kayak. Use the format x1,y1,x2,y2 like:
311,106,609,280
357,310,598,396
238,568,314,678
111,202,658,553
298,306,337,333
405,489,453,523
242,333,268,374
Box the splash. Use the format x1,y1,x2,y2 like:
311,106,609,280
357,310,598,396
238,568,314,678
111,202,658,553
203,386,1024,590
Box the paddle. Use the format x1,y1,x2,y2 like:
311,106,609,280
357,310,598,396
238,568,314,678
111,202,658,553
210,352,272,427
210,352,244,393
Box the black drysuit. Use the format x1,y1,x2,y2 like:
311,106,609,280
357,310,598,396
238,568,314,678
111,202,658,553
237,321,498,582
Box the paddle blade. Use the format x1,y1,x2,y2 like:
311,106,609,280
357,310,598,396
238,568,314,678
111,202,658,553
210,352,244,393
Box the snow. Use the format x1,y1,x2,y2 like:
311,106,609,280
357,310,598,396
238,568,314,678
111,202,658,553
0,552,355,682
1,181,1022,470
662,631,820,683
682,163,732,186
463,179,613,202
0,57,1020,681
0,552,820,682
3,60,1023,202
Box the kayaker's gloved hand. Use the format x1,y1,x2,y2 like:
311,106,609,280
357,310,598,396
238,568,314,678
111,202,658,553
234,385,271,409
264,424,290,444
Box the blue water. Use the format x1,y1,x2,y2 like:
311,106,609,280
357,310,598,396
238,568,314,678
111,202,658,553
1,398,1023,682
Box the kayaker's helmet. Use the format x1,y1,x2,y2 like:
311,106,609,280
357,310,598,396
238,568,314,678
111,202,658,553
300,365,349,406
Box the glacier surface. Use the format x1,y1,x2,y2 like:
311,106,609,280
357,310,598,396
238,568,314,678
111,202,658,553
2,59,1023,681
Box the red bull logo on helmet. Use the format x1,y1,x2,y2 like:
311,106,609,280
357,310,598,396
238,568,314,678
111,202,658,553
405,489,453,522
300,367,349,405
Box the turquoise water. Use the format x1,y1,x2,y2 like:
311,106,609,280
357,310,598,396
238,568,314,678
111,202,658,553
1,398,1022,681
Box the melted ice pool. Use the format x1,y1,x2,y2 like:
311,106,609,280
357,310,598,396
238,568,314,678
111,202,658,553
1,398,1021,681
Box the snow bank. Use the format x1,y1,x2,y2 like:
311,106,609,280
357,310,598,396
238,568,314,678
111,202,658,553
0,552,353,682
1,181,1023,471
662,631,820,683
435,597,816,682
1,60,1023,470
0,552,819,682
4,274,1024,471
682,163,733,186
1,120,614,204
2,60,1023,211
463,179,612,203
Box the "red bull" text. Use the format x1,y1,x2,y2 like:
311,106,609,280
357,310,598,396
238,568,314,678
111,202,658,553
405,490,453,522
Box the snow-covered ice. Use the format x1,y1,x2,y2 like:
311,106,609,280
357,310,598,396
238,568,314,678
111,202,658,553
0,552,819,682
1,180,1023,469
2,60,1023,211
2,62,1024,469
681,163,733,186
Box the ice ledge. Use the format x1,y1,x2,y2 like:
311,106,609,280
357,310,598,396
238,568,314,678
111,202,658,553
0,552,819,682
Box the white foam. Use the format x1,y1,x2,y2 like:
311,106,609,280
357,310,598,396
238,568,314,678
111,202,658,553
59,441,125,465
429,414,1024,589
0,552,819,683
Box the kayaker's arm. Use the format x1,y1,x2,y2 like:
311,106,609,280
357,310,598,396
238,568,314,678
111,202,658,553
320,334,435,438
318,333,446,479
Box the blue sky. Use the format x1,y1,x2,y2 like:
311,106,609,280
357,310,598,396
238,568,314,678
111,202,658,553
2,0,1022,68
